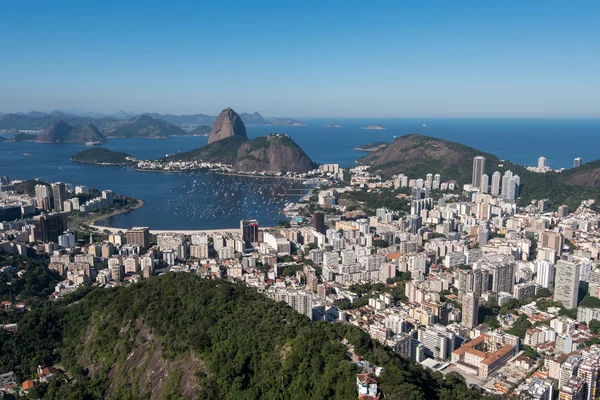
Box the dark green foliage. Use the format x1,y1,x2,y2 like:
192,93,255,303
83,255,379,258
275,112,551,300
340,189,409,216
0,272,488,399
0,252,61,301
579,296,600,308
14,179,50,197
589,320,600,334
10,133,37,141
71,148,135,165
163,135,246,164
506,314,532,339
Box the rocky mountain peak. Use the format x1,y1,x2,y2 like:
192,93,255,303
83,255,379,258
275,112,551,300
207,108,247,144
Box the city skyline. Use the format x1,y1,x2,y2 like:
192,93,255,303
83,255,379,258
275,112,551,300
1,1,599,117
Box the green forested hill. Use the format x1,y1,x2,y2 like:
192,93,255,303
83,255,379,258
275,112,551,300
1,273,488,399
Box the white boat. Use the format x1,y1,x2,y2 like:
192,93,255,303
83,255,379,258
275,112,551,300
423,123,427,127
86,141,101,146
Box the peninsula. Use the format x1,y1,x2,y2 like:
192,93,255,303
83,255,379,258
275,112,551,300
355,141,388,152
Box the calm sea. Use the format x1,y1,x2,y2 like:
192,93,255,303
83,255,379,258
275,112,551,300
1,118,599,229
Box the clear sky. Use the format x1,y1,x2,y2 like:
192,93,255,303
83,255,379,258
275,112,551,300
0,1,598,117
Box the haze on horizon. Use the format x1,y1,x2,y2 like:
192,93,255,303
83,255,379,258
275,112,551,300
0,0,599,118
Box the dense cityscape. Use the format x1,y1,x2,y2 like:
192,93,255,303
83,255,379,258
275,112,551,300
2,146,600,399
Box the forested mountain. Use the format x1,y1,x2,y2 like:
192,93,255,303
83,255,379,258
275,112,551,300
0,271,487,400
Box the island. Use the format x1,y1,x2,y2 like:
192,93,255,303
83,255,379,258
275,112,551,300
71,148,137,166
355,141,389,152
323,123,342,128
10,133,38,142
362,124,385,130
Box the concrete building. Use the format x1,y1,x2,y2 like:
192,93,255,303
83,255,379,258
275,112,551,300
33,212,67,243
51,182,67,212
240,219,259,250
462,292,479,329
555,260,581,309
126,227,150,249
472,156,486,189
263,231,290,256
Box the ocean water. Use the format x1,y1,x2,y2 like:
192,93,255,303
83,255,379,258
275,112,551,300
1,118,599,229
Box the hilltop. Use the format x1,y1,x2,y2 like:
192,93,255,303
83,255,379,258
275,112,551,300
234,133,317,173
35,121,107,144
359,134,600,210
359,134,499,182
207,108,247,144
169,108,316,173
2,273,485,399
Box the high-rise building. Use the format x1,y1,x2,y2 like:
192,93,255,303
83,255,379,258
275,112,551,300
541,231,565,256
417,325,456,361
33,212,67,243
480,174,489,193
313,212,325,234
486,262,515,294
472,156,486,188
574,157,582,168
560,376,585,400
240,219,259,250
501,171,520,200
102,190,114,206
462,292,479,329
555,260,581,309
491,171,501,196
35,184,51,211
559,205,570,218
538,156,547,169
51,182,67,212
578,360,599,400
536,260,555,288
126,227,150,249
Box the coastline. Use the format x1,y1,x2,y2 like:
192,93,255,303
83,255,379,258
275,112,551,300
74,199,145,229
89,224,273,236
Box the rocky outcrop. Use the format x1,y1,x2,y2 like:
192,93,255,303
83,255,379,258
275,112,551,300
35,121,107,143
66,123,107,143
234,134,316,173
35,120,74,142
207,108,247,144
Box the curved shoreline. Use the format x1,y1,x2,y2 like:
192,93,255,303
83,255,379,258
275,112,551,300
75,199,145,229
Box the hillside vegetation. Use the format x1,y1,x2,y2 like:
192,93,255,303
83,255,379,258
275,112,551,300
71,148,136,165
360,134,600,210
1,273,487,399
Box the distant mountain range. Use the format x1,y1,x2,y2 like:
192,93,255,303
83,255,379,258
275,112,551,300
0,109,307,134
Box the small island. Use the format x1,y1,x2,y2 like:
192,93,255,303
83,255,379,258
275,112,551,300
10,133,38,142
323,123,342,128
355,141,389,152
362,124,385,130
72,148,137,166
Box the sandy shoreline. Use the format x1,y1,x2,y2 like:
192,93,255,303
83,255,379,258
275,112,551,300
89,224,273,236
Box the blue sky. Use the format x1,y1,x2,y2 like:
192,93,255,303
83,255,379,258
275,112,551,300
0,1,598,117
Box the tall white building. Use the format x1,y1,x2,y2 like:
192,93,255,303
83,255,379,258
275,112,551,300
491,171,501,196
573,157,582,168
554,260,581,309
472,156,486,188
536,260,555,289
480,174,489,194
538,156,547,169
